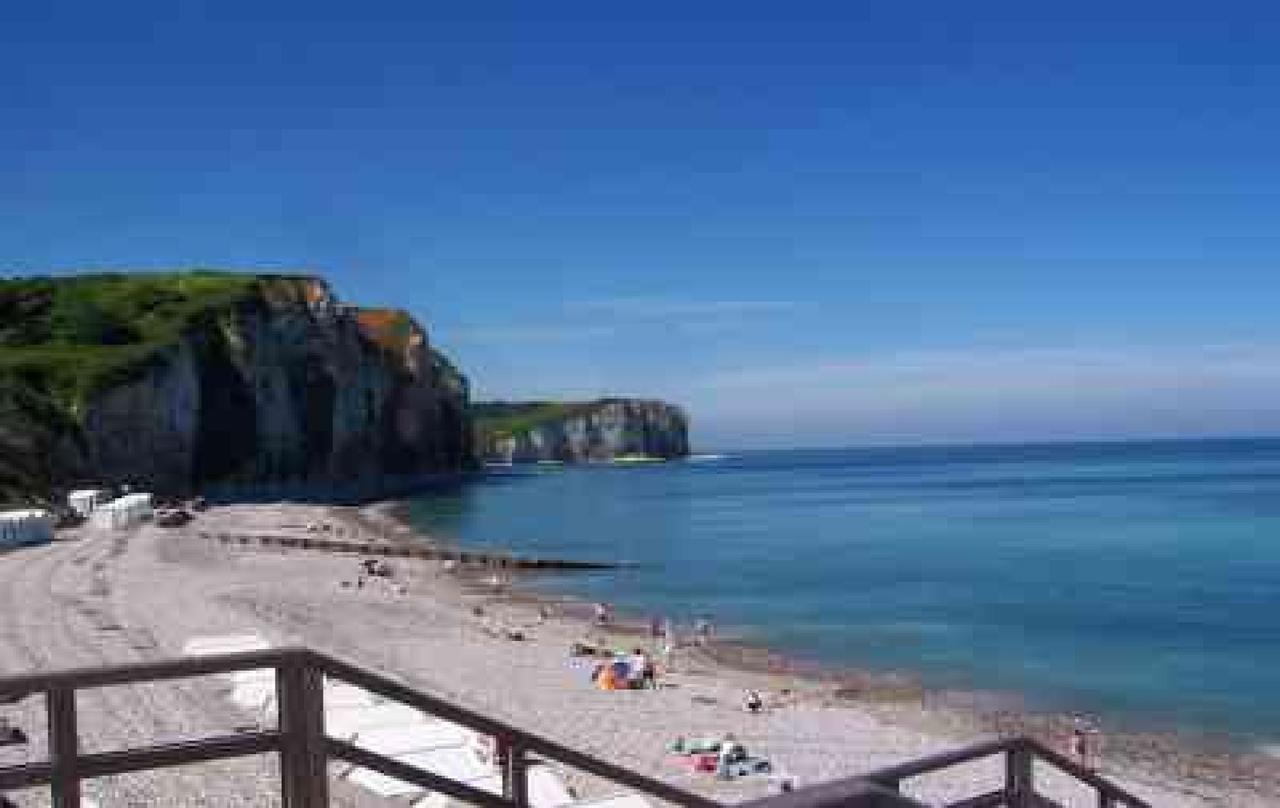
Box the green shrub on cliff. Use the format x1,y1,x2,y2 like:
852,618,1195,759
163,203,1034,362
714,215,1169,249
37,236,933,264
0,271,292,414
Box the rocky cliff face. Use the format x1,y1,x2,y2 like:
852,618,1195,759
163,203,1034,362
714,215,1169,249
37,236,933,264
0,274,471,501
475,399,689,464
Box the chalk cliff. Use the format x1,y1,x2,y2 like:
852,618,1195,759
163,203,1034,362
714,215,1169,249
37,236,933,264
474,398,689,464
0,273,470,501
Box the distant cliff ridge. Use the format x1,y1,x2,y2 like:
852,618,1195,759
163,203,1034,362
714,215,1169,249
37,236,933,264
0,272,471,502
474,399,689,463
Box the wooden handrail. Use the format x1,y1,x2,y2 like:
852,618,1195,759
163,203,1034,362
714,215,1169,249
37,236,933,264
860,737,1011,787
0,649,1154,808
0,648,294,699
737,778,929,808
326,738,509,808
310,649,722,808
1019,737,1151,807
858,736,1152,808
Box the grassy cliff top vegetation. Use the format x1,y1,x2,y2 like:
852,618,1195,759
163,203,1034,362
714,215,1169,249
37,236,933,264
0,271,319,415
472,398,636,438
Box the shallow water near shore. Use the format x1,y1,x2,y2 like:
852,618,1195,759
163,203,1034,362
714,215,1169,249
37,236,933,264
408,439,1280,749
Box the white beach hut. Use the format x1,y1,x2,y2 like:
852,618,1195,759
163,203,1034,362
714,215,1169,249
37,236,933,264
68,488,110,517
89,493,154,530
0,509,55,548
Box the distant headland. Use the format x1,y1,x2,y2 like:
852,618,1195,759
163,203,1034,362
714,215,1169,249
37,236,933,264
0,271,688,504
473,398,690,465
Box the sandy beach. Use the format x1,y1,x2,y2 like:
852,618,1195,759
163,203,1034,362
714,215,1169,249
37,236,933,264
0,502,1276,807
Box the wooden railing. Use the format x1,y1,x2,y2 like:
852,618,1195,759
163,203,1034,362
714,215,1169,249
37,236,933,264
740,736,1154,808
0,650,1151,808
0,648,716,808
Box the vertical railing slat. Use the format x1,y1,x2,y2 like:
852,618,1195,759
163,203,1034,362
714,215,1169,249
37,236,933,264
48,686,80,808
507,740,530,808
1005,741,1034,808
277,657,328,807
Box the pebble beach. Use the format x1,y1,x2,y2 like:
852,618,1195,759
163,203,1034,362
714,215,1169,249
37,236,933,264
0,502,1276,807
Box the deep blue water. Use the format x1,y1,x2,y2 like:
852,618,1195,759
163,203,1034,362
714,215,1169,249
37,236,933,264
408,439,1280,744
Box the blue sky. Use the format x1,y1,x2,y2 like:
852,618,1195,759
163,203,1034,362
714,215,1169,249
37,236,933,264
4,2,1280,448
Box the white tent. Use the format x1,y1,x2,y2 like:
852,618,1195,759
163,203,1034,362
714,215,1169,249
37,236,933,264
68,489,109,517
89,493,153,530
0,510,54,548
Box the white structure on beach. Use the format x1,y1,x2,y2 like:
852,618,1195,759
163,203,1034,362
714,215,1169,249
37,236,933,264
68,488,111,517
0,509,54,548
89,493,154,530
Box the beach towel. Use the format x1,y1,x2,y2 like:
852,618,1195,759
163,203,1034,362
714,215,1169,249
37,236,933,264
720,756,772,779
666,737,723,755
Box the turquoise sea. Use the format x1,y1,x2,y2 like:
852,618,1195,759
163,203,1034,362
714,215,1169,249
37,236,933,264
408,439,1280,746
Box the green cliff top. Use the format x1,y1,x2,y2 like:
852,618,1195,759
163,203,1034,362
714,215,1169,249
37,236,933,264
0,271,322,415
472,398,677,439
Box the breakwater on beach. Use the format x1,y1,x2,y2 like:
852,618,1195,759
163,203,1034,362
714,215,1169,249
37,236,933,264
408,439,1280,749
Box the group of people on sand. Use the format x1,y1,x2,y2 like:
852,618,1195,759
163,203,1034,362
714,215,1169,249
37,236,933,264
591,603,715,662
590,647,657,690
668,733,780,783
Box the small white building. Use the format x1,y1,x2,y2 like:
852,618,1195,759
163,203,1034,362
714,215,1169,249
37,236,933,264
0,510,55,548
89,493,154,530
68,488,111,517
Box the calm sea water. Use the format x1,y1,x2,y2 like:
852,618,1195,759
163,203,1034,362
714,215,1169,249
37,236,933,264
408,439,1280,745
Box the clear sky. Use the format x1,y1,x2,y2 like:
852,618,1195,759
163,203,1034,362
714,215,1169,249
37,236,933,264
4,2,1280,449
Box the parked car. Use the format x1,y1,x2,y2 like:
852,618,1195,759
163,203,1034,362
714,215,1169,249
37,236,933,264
154,508,192,527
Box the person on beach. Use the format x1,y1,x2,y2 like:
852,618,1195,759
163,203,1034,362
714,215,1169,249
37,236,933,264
1069,716,1100,771
628,647,649,688
649,615,662,640
627,647,656,689
695,616,712,646
661,631,676,673
744,689,764,714
593,601,610,626
716,734,745,780
642,655,657,688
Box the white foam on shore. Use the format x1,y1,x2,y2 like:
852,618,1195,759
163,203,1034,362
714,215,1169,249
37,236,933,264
686,453,730,462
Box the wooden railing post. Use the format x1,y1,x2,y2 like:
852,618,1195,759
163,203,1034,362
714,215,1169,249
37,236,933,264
47,686,80,808
499,737,530,808
277,654,328,807
1005,741,1034,808
875,777,901,794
